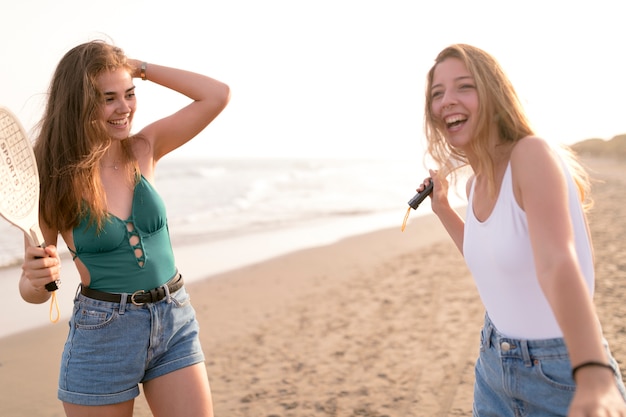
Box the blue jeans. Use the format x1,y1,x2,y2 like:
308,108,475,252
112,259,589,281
58,284,205,406
474,314,626,416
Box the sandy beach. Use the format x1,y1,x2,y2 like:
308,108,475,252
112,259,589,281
0,155,624,417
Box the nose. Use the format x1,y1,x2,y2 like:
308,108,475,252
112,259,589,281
440,90,457,110
116,99,132,114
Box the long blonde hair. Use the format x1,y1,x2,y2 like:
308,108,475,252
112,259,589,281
422,44,590,206
34,40,138,232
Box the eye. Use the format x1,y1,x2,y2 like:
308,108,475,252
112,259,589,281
459,83,475,90
431,90,443,99
126,92,136,99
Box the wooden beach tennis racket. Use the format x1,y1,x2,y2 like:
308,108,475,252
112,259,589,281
0,106,60,322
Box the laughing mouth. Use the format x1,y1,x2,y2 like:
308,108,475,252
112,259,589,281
109,118,128,127
445,114,467,129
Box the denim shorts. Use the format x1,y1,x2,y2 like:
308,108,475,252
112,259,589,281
58,284,205,406
474,314,626,416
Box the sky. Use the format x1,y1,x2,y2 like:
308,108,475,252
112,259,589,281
2,0,625,160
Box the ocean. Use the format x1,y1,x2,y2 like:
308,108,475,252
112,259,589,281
0,157,433,270
1,157,460,337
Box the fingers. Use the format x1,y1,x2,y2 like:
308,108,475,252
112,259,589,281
416,178,431,193
22,245,61,292
126,59,143,78
416,170,439,193
429,169,440,182
25,243,59,259
43,245,60,259
429,169,449,189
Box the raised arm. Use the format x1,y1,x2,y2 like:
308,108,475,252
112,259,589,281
130,60,230,165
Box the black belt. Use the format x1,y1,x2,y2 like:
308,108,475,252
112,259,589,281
80,273,183,306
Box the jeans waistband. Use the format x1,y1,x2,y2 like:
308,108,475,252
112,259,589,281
482,314,569,367
80,272,183,306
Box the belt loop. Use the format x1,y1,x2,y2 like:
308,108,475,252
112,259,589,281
119,293,128,314
483,314,494,349
163,282,172,303
485,324,494,349
520,339,532,367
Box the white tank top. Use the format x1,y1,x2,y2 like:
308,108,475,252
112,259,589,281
463,160,594,339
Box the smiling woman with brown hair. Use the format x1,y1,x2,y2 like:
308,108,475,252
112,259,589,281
19,40,230,417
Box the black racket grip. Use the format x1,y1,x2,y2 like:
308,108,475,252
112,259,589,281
35,247,61,292
408,180,433,210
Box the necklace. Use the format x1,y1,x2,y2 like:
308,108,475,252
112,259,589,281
101,161,120,170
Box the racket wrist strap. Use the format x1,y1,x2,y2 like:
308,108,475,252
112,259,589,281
49,291,60,323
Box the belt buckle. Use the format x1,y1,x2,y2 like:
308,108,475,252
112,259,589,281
131,289,146,306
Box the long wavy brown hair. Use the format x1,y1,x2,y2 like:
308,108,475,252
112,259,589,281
422,44,590,206
34,40,138,233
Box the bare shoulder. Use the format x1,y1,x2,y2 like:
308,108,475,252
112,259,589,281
510,136,560,170
509,136,566,206
511,136,553,158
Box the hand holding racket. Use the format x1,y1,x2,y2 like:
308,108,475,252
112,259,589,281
408,179,434,210
401,178,434,232
402,162,459,232
1,106,61,321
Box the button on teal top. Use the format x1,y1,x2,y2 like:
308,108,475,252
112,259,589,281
71,175,177,293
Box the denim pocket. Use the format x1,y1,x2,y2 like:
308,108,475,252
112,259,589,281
169,287,191,308
74,302,118,330
534,356,576,392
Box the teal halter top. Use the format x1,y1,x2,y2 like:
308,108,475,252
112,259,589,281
70,175,177,293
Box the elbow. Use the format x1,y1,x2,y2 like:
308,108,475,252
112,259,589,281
217,82,231,109
207,80,231,109
201,82,231,120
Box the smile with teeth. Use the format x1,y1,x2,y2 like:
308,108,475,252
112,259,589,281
109,118,128,126
445,114,467,128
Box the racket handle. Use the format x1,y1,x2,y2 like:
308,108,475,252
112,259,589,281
34,243,62,292
408,180,433,210
28,227,46,248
